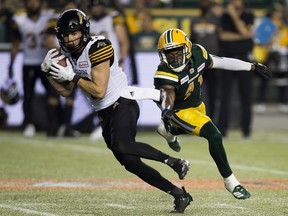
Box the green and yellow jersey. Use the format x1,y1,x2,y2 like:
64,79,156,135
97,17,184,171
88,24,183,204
154,44,212,109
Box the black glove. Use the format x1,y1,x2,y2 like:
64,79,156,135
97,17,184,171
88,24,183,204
161,109,173,133
253,62,272,79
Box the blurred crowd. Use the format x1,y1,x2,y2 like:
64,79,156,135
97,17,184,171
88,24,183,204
0,0,287,139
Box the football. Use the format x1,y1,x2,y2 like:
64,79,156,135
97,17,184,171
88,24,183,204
57,56,67,67
52,50,67,67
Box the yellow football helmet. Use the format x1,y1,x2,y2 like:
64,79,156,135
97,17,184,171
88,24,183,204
158,28,192,72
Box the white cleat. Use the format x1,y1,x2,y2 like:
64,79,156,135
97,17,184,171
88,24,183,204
157,122,181,152
23,124,36,137
90,126,103,141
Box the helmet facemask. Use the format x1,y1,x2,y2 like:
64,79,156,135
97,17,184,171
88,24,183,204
159,45,190,72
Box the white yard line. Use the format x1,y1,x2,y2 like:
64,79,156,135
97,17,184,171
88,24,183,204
232,164,288,175
1,136,108,154
106,203,134,209
189,159,288,176
213,203,247,210
0,204,60,216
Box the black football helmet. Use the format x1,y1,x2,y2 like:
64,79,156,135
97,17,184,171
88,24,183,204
55,9,90,53
0,79,20,105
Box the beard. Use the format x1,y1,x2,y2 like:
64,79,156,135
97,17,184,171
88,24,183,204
27,7,41,17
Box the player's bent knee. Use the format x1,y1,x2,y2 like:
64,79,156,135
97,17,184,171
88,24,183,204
210,131,222,144
122,158,142,174
200,121,223,142
112,140,132,154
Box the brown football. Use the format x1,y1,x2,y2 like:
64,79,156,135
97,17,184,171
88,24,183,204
52,50,67,67
57,57,67,67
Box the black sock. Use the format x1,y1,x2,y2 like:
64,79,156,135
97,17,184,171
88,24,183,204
166,156,179,166
170,186,184,198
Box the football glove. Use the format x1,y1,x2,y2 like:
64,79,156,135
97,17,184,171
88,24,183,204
50,59,75,82
253,62,272,79
161,109,173,133
41,48,65,73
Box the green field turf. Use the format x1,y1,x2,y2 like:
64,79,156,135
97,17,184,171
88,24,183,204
0,130,287,216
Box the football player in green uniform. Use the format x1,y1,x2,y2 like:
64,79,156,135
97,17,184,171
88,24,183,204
154,28,272,200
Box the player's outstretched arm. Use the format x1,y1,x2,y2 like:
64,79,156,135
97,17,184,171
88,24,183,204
209,55,272,79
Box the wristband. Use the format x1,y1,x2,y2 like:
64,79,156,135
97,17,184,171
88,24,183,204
72,74,80,84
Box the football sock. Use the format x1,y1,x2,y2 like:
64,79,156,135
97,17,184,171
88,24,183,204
165,156,178,166
200,121,233,178
121,155,178,194
170,186,185,198
224,174,241,192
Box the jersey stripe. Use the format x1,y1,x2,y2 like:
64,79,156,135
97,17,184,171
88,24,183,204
196,44,208,59
154,71,178,82
89,45,113,63
171,115,196,133
166,29,172,44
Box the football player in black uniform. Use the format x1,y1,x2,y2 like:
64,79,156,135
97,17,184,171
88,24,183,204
154,28,271,200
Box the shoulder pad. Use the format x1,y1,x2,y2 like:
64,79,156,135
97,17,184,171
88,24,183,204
193,44,208,59
154,70,179,83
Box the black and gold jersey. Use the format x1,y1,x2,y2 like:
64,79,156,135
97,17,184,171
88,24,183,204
154,44,212,109
65,36,127,112
88,38,114,67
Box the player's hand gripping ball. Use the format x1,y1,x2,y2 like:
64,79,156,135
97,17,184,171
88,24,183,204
41,48,66,73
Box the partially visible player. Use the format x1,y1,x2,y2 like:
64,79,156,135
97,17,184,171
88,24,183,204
9,0,60,137
88,0,131,140
42,1,80,137
41,9,192,213
154,28,272,200
89,0,129,68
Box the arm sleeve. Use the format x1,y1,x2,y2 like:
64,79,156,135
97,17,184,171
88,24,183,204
210,54,252,71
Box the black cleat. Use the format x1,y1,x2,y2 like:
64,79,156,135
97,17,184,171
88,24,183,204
171,187,193,213
170,159,190,180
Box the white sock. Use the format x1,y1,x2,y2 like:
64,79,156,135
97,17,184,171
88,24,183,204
224,174,241,193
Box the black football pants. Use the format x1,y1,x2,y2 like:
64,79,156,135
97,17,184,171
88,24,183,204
98,97,177,193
